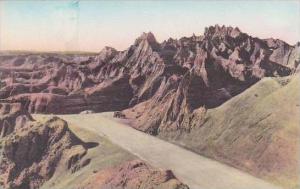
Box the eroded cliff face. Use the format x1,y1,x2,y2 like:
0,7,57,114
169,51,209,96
0,53,134,113
0,101,33,138
1,25,298,115
121,25,298,134
0,104,89,189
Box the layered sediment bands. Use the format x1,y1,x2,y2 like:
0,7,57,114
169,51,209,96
1,25,298,114
7,75,133,114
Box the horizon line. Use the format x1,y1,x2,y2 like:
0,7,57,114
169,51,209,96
1,27,299,53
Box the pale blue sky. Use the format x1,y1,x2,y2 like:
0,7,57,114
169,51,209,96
0,0,299,52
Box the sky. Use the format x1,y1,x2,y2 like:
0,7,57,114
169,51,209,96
0,0,299,52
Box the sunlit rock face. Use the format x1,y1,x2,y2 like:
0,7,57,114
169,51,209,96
0,25,297,114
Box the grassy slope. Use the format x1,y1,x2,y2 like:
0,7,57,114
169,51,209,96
168,75,300,189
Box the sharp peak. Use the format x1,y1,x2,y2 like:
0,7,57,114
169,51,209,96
263,38,293,47
99,46,117,53
98,46,117,60
162,33,201,44
207,24,241,31
204,24,242,37
103,46,116,50
135,32,158,44
139,31,155,38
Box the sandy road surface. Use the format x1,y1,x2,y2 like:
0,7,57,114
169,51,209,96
34,113,281,189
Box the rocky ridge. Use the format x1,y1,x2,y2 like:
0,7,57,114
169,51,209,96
1,25,299,115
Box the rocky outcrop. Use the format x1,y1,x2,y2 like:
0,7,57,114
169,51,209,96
1,25,297,114
0,101,33,138
0,114,90,189
121,25,297,135
78,159,188,189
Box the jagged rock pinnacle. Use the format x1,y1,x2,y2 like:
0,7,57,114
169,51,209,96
134,32,160,51
135,32,158,45
204,24,242,38
97,46,117,61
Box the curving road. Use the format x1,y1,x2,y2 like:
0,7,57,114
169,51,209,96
34,113,281,189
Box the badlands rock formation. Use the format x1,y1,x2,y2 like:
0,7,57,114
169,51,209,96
0,101,33,137
1,25,298,114
0,25,299,188
0,105,90,189
0,103,188,189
